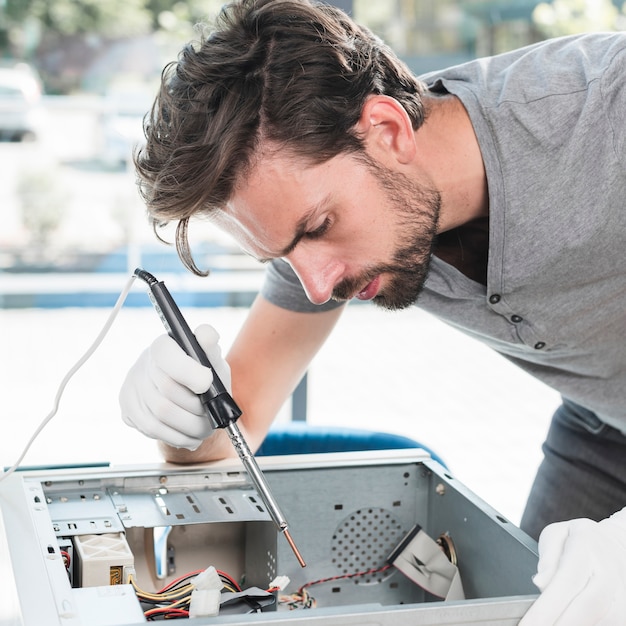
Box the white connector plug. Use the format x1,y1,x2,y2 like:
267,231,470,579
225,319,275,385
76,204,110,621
189,588,221,618
192,566,223,591
269,575,290,591
125,566,137,583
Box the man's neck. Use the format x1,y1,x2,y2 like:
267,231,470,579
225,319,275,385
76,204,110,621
414,94,488,234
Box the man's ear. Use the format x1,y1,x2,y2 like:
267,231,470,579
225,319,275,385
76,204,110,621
356,95,417,165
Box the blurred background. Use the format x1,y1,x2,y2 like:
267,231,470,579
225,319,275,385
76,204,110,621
2,0,625,277
0,1,622,524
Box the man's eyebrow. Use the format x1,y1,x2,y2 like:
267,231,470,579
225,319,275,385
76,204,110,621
258,203,326,262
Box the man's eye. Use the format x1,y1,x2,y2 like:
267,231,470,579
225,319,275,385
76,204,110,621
305,217,331,240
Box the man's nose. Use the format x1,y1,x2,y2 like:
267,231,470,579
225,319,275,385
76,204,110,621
284,249,343,305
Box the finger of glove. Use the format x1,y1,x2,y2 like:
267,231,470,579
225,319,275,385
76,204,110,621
128,406,205,451
121,388,206,450
151,334,215,396
142,389,214,441
119,345,205,419
531,520,573,591
121,360,213,447
194,324,232,391
147,352,208,417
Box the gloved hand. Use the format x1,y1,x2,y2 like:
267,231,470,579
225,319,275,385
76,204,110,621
119,324,232,450
520,507,626,625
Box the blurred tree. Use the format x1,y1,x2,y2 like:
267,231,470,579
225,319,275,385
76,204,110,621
16,164,69,260
0,0,152,39
1,0,151,56
31,0,151,38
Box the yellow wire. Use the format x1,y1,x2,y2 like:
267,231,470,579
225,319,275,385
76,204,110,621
128,573,184,601
128,573,212,604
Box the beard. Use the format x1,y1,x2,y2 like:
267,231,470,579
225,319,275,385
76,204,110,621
331,159,441,311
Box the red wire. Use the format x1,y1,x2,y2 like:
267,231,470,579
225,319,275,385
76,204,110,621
156,570,203,593
144,607,189,620
298,564,392,593
216,568,242,591
60,550,71,569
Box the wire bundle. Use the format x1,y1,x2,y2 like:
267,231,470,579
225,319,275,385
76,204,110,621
279,564,392,610
128,568,241,621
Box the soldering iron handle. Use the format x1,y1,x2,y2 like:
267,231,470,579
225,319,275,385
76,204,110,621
136,269,242,429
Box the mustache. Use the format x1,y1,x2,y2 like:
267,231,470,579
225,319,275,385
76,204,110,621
331,271,377,302
331,257,421,303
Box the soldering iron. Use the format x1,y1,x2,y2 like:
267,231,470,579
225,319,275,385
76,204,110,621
134,267,306,568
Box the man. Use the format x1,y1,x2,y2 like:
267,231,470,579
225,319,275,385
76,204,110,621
119,0,626,622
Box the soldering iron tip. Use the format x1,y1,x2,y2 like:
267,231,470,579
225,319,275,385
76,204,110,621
283,529,306,568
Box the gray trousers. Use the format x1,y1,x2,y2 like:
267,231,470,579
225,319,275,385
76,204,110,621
520,398,626,541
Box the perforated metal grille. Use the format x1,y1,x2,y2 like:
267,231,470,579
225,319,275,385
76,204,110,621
266,549,277,581
331,507,404,584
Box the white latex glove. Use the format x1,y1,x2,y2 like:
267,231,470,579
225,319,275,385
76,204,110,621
119,324,232,450
520,507,626,625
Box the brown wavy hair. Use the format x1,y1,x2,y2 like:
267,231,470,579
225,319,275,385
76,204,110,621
135,0,428,274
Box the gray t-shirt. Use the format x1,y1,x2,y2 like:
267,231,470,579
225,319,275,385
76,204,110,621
261,33,626,431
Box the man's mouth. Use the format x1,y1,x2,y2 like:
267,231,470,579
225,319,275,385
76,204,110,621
355,276,381,301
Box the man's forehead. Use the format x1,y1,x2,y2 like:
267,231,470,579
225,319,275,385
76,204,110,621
227,149,332,218
220,155,337,262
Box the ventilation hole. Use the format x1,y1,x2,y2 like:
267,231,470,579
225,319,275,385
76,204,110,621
330,507,403,584
266,550,277,579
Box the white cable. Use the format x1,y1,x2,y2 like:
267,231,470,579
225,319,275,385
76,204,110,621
0,273,137,483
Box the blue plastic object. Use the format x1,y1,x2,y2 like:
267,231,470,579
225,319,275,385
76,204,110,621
255,422,447,468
